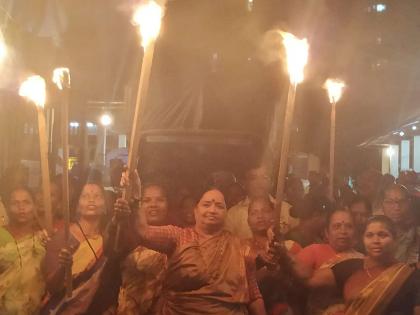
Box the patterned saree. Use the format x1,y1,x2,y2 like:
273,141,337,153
156,231,251,315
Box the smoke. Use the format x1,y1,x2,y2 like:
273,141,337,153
117,0,168,17
258,29,286,66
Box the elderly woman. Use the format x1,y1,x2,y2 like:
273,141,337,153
308,215,420,315
42,182,109,314
0,186,46,315
295,209,363,314
115,186,266,315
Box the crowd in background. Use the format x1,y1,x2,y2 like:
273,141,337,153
0,162,419,315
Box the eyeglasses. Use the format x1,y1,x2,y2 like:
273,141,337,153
383,198,409,207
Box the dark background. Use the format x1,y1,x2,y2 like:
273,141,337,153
1,0,419,177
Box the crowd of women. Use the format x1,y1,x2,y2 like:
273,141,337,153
0,164,419,315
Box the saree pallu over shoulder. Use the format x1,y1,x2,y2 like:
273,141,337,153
309,250,364,315
41,235,105,315
0,227,46,315
158,231,250,315
42,256,107,315
344,263,415,315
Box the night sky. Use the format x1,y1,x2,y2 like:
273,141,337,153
3,0,420,175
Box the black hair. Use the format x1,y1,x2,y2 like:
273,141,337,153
3,185,36,208
364,215,397,239
141,182,169,199
244,164,269,180
195,185,226,206
326,209,354,228
349,195,372,214
74,181,106,216
248,196,274,213
382,184,410,201
81,181,105,196
74,181,107,231
179,194,198,207
294,195,332,220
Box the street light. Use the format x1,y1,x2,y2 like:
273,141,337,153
100,113,112,126
99,113,112,166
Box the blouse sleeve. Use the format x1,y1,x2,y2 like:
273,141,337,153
141,225,182,254
331,258,364,291
296,244,316,271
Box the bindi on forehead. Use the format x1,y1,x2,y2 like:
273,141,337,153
203,198,217,203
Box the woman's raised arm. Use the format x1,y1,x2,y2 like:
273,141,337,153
113,198,180,254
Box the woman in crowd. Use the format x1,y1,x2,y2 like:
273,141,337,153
117,183,169,315
114,184,266,315
35,178,64,231
348,196,372,253
243,197,302,315
285,195,330,248
0,186,46,315
381,184,420,263
42,182,108,314
295,209,363,314
308,215,420,315
176,194,196,227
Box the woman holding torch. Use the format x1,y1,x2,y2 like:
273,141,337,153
42,181,109,314
114,173,266,315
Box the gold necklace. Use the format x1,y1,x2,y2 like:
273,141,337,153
364,264,373,278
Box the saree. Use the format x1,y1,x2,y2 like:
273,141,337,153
344,263,415,315
42,230,106,315
155,229,252,315
0,227,46,315
117,246,167,315
308,249,364,315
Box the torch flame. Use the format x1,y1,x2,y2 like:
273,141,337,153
0,30,7,62
52,67,71,90
281,32,309,85
0,40,6,62
19,75,46,108
324,78,345,104
0,41,6,61
133,1,164,48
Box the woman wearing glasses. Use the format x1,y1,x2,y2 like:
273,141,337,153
381,184,420,264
